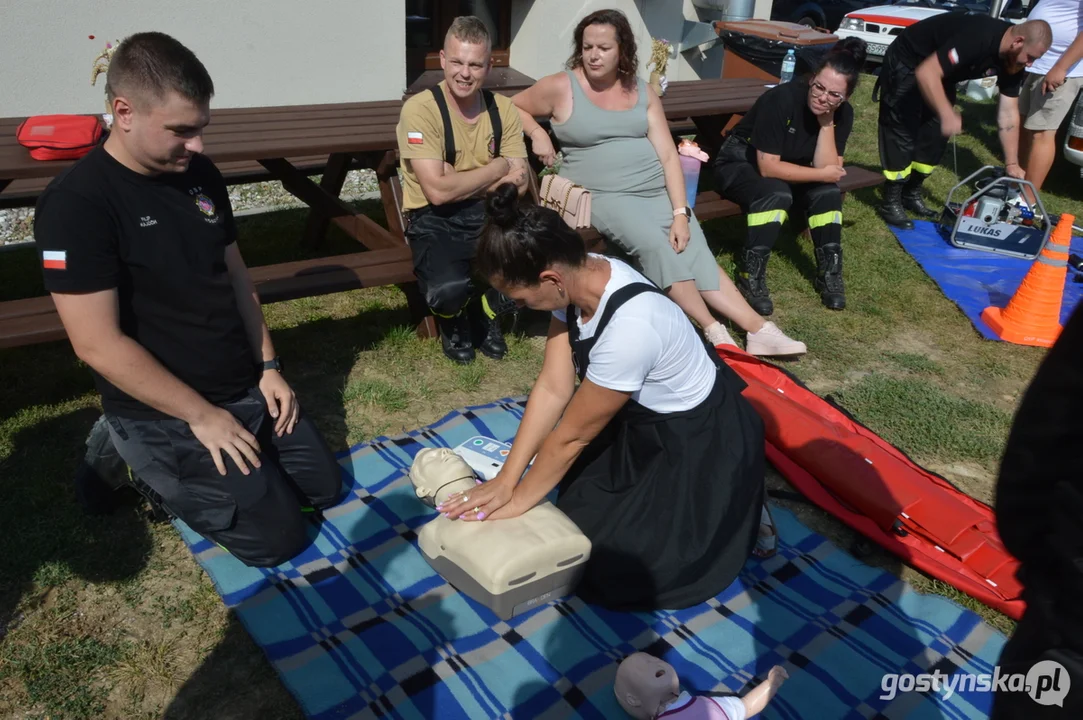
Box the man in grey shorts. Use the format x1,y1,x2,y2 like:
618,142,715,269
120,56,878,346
1019,0,1083,203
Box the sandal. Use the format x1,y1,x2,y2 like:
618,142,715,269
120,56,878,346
753,503,778,559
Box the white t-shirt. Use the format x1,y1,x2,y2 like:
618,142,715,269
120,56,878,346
551,256,716,413
1026,0,1083,78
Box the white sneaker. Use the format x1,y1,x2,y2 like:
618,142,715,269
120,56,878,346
745,321,806,357
704,322,737,348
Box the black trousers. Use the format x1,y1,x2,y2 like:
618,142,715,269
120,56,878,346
713,141,842,252
990,303,1083,717
877,46,956,182
405,199,487,317
105,388,343,567
989,602,1083,718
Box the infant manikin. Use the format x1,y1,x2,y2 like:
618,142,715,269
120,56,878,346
614,652,788,720
409,448,591,620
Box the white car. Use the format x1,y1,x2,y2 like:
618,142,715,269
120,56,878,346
835,0,998,64
1064,91,1083,172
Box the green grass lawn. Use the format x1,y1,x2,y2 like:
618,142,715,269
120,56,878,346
1,74,1077,718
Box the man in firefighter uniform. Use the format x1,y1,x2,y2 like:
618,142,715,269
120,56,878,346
875,14,1052,229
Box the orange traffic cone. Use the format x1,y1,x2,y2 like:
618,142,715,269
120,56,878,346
981,213,1073,348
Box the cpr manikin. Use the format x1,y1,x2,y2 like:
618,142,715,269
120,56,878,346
614,652,788,720
409,448,591,619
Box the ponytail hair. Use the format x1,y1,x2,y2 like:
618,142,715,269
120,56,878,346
475,182,588,286
812,37,867,96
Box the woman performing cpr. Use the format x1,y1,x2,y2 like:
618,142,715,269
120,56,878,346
439,182,769,611
713,38,867,316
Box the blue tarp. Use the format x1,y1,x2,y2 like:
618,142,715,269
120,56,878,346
175,396,1008,720
889,220,1083,341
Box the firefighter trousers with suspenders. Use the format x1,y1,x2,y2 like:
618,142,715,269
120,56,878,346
403,87,506,320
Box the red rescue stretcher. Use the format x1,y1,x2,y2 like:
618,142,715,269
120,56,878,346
719,346,1025,621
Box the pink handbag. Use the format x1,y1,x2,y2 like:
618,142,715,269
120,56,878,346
539,174,591,229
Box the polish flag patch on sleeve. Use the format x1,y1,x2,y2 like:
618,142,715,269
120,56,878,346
407,131,424,145
42,250,67,270
948,48,959,65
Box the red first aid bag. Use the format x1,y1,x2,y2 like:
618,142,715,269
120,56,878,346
16,115,104,161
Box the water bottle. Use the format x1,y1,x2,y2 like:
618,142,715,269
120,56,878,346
780,48,796,83
677,140,709,208
678,155,701,208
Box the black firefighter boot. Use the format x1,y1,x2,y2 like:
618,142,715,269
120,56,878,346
736,246,774,316
436,311,475,364
814,243,846,310
470,289,511,360
878,181,913,230
901,173,939,219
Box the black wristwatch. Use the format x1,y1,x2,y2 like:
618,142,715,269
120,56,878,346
259,356,283,374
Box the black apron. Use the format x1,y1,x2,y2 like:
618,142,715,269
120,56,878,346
559,283,766,611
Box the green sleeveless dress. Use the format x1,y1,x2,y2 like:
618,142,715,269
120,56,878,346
550,70,720,292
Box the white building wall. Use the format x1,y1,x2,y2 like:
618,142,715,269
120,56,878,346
510,0,654,83
0,0,405,117
510,0,771,84
0,1,782,118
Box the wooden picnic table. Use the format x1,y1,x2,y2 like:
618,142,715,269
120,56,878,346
0,102,405,250
0,77,768,211
655,77,769,156
403,76,768,154
0,77,772,349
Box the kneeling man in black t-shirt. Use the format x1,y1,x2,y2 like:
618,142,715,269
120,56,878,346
35,32,344,567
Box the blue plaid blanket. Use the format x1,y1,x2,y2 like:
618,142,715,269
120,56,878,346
175,397,1009,719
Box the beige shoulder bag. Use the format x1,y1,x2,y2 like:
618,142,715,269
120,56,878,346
538,174,591,229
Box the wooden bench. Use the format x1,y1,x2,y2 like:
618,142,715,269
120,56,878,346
576,165,885,249
0,100,438,349
1,166,883,350
0,154,375,210
381,155,882,273
0,246,418,350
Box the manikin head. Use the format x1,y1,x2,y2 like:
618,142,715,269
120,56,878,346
104,31,214,176
440,16,492,104
614,653,681,719
476,182,590,313
410,448,478,508
1001,20,1052,75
